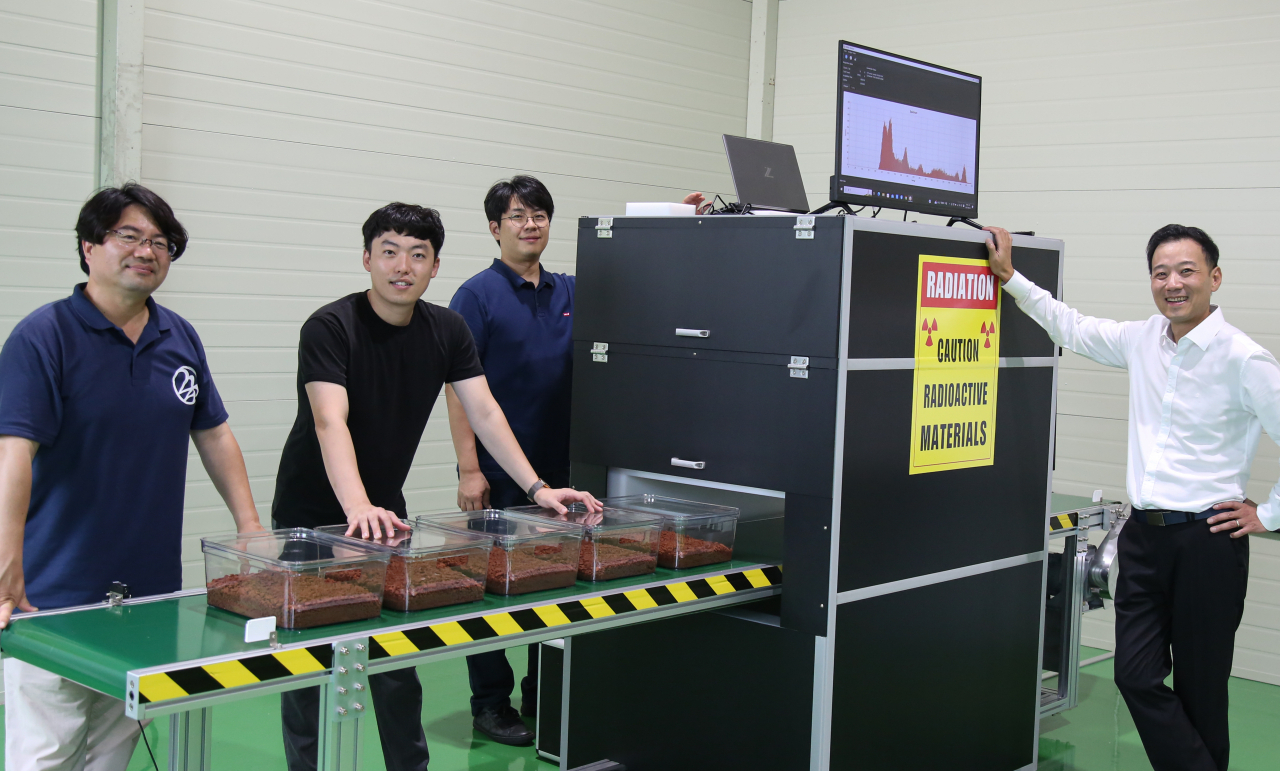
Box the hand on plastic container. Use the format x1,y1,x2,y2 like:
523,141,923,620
1207,499,1264,538
457,470,491,511
345,502,413,539
237,520,268,535
533,487,602,516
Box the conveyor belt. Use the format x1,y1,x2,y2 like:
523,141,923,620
1,560,781,719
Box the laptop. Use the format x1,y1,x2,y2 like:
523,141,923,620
722,135,811,213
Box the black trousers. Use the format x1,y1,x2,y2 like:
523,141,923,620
463,469,566,715
281,667,429,771
1113,518,1249,771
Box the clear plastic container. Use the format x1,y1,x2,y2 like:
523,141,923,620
314,523,490,612
417,510,583,595
601,495,740,569
506,503,665,581
201,528,390,629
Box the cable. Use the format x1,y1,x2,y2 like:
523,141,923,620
138,720,160,771
871,208,882,218
707,194,753,215
903,209,908,221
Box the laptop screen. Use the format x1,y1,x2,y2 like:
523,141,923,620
722,135,810,213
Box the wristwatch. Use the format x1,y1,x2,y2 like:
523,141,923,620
526,478,548,503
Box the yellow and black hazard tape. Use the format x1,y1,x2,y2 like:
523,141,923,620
137,644,333,705
368,566,783,660
1049,512,1079,532
133,566,781,705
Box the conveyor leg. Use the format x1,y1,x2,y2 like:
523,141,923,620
167,708,212,770
317,682,361,771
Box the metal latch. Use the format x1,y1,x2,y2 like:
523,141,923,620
107,581,131,607
592,342,608,363
794,216,815,240
596,217,613,239
789,355,809,379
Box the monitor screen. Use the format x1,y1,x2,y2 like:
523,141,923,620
834,42,981,218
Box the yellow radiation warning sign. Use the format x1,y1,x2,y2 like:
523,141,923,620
909,255,1001,474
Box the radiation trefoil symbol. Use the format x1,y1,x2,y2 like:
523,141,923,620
981,321,995,348
922,318,938,346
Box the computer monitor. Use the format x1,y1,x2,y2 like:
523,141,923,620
833,42,981,218
723,135,811,213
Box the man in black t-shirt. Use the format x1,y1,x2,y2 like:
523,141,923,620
272,203,600,771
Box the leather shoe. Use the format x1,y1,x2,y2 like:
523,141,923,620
473,705,534,746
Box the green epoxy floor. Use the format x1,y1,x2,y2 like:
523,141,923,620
1038,647,1280,771
2,645,1278,770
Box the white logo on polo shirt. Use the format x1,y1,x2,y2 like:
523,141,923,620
172,366,199,405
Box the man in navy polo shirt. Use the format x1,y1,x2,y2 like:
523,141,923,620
445,175,573,746
0,184,264,771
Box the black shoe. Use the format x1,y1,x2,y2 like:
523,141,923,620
473,705,534,746
520,700,536,718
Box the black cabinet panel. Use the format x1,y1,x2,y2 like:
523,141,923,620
848,230,1060,359
574,216,843,357
831,563,1042,771
838,367,1053,591
565,605,814,771
783,493,833,637
570,345,838,497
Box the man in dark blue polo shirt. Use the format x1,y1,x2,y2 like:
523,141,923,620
0,184,264,771
445,176,574,745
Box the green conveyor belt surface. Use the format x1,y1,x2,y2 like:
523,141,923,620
1,559,767,697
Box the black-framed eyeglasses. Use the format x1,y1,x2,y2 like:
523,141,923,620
505,213,549,228
106,229,176,257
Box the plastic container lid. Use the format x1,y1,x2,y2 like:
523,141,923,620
314,522,491,556
417,509,584,548
201,528,390,568
600,495,740,523
504,503,665,535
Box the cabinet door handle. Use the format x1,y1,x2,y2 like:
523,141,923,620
671,458,706,470
675,328,710,338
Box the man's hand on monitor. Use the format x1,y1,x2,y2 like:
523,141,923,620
532,487,603,515
983,226,1015,283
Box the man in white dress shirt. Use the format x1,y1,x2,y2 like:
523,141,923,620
984,224,1279,771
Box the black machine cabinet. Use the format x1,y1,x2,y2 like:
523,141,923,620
564,215,1062,771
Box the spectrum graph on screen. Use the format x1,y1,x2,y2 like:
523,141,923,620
841,92,977,195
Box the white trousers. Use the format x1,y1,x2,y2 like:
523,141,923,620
3,657,147,771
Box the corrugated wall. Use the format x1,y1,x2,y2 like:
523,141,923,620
773,0,1280,684
0,0,101,705
0,0,100,339
135,0,750,587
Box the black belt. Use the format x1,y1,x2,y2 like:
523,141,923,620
1131,506,1221,526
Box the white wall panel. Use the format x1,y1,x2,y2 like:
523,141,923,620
775,0,1280,683
137,0,750,587
0,1,100,339
0,0,100,703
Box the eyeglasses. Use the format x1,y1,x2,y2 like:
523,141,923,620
107,229,176,257
505,213,549,228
